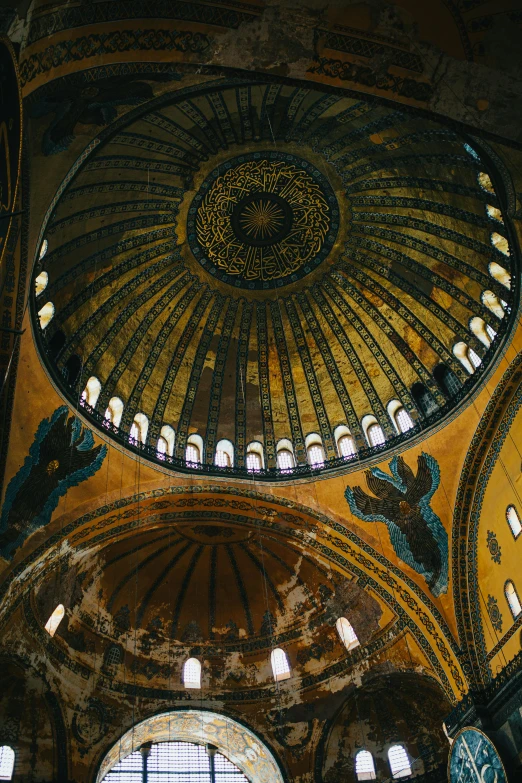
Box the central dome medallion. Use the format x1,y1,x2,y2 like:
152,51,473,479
187,152,339,290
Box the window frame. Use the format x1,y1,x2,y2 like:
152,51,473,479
183,657,202,689
270,648,291,682
354,749,376,782
505,580,522,620
506,505,522,539
387,744,412,779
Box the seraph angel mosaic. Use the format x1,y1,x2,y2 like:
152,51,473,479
0,406,107,559
344,453,448,596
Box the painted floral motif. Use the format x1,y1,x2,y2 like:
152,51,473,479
487,595,503,633
486,530,502,564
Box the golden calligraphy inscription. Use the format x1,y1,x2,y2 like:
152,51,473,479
194,158,332,284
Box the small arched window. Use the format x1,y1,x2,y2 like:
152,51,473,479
388,744,412,779
453,342,478,375
482,290,505,319
470,317,492,348
246,441,264,472
130,413,148,445
387,400,413,434
35,270,48,295
276,439,295,471
0,746,15,781
38,301,55,329
183,658,201,689
157,425,175,459
104,644,123,668
505,581,522,620
336,617,360,651
215,439,234,468
186,434,203,465
305,433,325,468
411,383,437,417
507,505,522,539
486,204,503,223
489,262,511,290
39,239,48,260
478,172,495,194
334,425,356,459
44,604,65,637
104,397,124,428
355,750,376,781
270,648,291,682
277,450,294,470
491,232,510,257
361,415,384,447
81,376,101,409
433,364,460,399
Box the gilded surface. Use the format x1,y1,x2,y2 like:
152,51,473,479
189,153,337,289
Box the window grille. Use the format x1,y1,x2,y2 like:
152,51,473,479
469,348,482,369
186,444,200,465
183,658,201,689
215,450,230,468
336,617,360,651
270,648,291,682
355,750,376,781
338,435,356,458
102,741,249,783
367,424,385,447
505,581,522,619
277,449,294,471
507,506,522,538
246,452,261,472
395,408,413,433
307,445,324,467
0,746,14,781
388,745,412,778
486,324,497,342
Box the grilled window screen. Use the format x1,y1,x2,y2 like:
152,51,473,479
355,750,376,781
0,746,15,780
102,742,249,783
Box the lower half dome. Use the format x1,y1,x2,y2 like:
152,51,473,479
32,517,386,690
32,78,518,477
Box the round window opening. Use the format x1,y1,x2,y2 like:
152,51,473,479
97,710,284,783
187,151,339,290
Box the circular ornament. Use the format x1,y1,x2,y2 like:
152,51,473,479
448,727,507,783
187,151,339,290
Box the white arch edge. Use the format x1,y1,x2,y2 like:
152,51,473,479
96,709,285,783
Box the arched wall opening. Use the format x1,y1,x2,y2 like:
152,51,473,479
96,710,285,783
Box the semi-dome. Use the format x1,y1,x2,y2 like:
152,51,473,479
32,78,517,477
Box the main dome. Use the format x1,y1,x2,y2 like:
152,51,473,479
32,77,517,477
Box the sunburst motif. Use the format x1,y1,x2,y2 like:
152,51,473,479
239,199,285,240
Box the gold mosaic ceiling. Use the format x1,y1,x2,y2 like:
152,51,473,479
34,78,515,472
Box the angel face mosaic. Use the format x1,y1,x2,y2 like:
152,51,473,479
187,152,339,289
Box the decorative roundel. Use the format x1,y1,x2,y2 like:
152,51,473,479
448,727,507,783
187,151,339,290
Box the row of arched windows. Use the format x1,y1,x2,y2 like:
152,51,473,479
42,604,360,683
355,745,412,780
81,366,491,468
